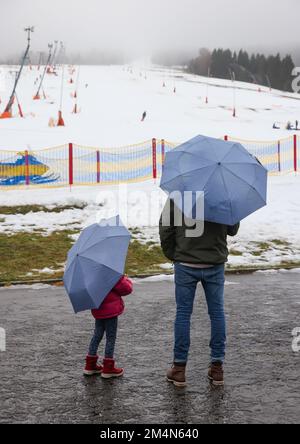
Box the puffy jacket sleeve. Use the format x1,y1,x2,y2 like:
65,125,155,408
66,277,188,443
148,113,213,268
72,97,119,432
227,223,240,237
113,276,133,296
159,198,176,261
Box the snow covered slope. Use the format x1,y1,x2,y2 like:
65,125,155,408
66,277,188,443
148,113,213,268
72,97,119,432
0,63,300,150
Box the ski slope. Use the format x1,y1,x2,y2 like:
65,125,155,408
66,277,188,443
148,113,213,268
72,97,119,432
0,63,300,151
0,63,299,269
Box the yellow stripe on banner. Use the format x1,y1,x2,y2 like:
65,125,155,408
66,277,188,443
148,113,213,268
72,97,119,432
255,153,277,164
164,141,178,148
32,144,69,153
256,151,294,165
52,174,155,186
90,174,154,185
226,135,294,145
74,140,152,152
74,157,153,174
0,146,68,161
0,173,155,190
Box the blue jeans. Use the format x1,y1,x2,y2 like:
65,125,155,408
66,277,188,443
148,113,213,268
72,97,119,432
174,263,226,364
88,317,118,358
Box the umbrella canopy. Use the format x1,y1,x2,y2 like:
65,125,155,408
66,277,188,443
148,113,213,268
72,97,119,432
160,135,268,225
63,215,131,313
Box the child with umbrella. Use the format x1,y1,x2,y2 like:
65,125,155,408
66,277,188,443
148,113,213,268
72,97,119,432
63,216,133,378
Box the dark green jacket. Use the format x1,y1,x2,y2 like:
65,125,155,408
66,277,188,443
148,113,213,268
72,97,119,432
159,199,239,265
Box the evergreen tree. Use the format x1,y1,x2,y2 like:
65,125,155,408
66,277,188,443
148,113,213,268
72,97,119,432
187,48,295,92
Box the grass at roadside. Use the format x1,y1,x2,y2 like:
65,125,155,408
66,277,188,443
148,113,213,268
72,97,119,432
0,230,299,284
125,241,169,275
0,232,170,284
0,231,76,283
0,204,87,215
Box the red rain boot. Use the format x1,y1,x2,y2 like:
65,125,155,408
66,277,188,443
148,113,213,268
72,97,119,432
83,355,103,376
101,358,124,379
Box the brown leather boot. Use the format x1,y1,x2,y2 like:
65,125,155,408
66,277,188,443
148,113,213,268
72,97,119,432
208,362,224,386
167,363,186,387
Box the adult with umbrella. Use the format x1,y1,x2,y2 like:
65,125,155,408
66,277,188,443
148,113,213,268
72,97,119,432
159,135,268,387
64,215,133,378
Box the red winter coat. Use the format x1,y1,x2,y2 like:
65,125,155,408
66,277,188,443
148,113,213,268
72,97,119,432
91,276,133,320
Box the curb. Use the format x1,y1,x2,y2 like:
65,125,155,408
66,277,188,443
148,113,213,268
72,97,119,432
0,264,299,287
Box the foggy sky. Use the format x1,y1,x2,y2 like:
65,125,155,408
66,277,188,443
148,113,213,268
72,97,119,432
0,0,299,58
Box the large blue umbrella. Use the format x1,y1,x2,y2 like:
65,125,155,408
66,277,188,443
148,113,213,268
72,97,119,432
160,135,268,225
63,215,131,313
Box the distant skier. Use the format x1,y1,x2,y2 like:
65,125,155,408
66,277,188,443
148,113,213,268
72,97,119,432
286,121,294,130
273,122,280,129
141,111,147,122
296,120,299,130
85,83,88,88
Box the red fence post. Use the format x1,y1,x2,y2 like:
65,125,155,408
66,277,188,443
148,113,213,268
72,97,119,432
294,135,297,173
96,150,100,184
224,135,228,141
152,138,157,179
161,139,165,166
69,143,73,186
25,150,30,186
278,140,281,173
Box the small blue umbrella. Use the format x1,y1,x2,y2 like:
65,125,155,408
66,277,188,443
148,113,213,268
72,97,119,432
63,215,131,313
160,135,268,225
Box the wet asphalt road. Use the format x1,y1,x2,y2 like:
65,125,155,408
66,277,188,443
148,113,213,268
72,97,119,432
0,272,300,424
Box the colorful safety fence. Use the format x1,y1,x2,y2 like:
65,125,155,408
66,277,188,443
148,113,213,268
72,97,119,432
0,136,298,188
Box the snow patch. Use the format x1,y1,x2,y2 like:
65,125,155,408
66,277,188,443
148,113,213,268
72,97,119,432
159,263,174,270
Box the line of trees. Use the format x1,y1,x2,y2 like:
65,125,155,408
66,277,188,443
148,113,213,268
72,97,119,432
188,48,295,92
